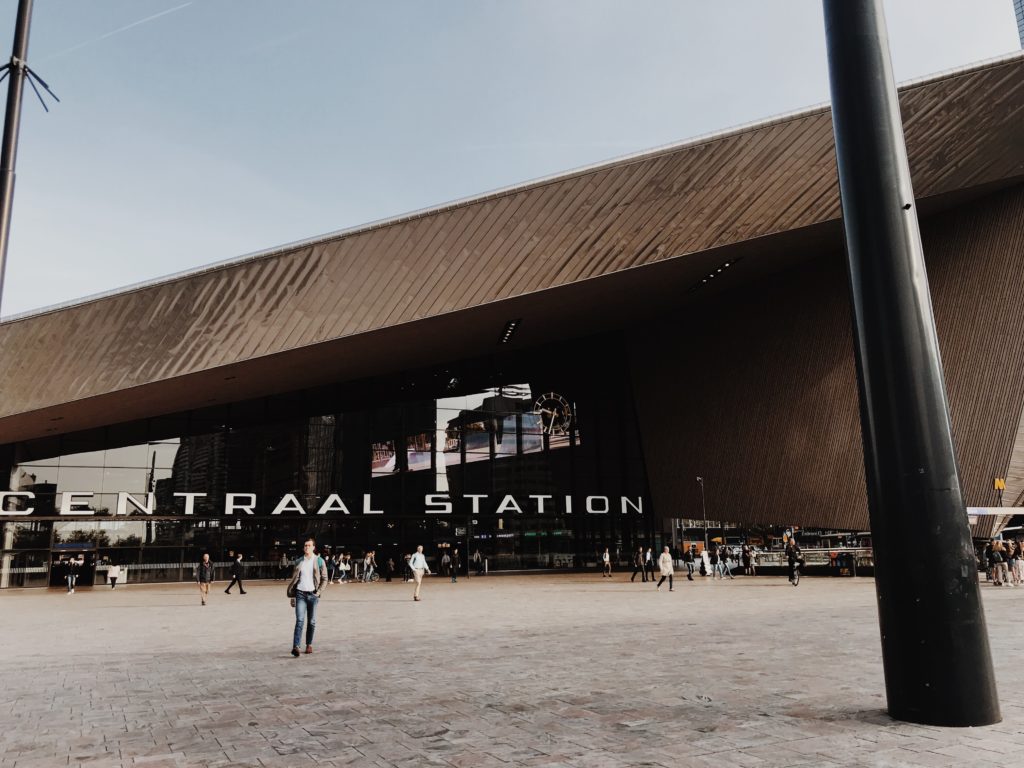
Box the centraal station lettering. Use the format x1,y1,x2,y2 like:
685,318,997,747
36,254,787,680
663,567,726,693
0,491,644,517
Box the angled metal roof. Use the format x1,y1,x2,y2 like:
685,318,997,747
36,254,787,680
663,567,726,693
2,53,1024,443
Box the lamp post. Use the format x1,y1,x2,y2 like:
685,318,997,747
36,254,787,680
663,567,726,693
696,476,707,550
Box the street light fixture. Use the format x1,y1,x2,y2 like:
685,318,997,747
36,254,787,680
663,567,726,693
696,476,708,550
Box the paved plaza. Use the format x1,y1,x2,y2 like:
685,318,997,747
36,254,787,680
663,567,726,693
1,573,1022,768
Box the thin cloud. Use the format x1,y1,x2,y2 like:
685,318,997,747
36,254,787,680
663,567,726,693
38,2,194,63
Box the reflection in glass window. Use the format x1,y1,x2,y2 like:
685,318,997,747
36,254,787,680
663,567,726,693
522,413,544,454
55,466,104,494
371,441,396,476
495,415,517,458
103,444,150,468
96,521,147,546
52,521,100,545
11,465,58,490
150,441,180,469
2,521,52,549
463,421,490,463
102,467,150,494
58,450,106,467
406,433,432,473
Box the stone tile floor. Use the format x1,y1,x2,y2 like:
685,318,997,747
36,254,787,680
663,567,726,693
1,574,1022,767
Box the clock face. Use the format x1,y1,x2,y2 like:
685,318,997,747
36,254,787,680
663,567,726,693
534,392,572,435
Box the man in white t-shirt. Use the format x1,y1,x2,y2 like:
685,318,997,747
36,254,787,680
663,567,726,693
287,538,328,656
409,545,431,602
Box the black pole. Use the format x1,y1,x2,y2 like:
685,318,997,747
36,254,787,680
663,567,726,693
0,0,33,315
822,0,999,726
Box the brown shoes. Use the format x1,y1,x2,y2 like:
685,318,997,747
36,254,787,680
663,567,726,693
305,645,313,654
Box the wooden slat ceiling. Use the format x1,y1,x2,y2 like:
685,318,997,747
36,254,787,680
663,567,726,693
2,54,1024,443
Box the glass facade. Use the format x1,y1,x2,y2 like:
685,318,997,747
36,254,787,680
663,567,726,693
2,338,656,587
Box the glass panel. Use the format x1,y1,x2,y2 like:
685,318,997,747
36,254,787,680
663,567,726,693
102,467,150,494
149,441,181,469
52,521,100,545
0,550,50,588
96,521,147,546
55,466,104,493
11,465,58,489
2,520,52,549
371,441,396,476
406,433,432,473
58,450,106,467
103,444,149,468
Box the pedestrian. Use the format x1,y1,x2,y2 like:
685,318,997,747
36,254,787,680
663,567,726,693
656,546,674,591
287,537,328,656
108,562,122,589
224,553,247,594
362,551,375,582
340,553,351,583
630,546,646,582
786,541,804,585
441,549,451,578
721,547,736,579
472,549,484,575
602,547,612,577
196,553,215,605
410,544,431,601
643,547,655,581
684,545,696,581
404,553,414,581
326,552,337,583
385,556,396,582
709,545,721,579
277,552,290,580
741,544,752,575
65,556,82,594
450,548,460,583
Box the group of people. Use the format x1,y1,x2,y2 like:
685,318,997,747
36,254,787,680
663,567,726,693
609,540,800,586
984,539,1024,586
603,543,764,584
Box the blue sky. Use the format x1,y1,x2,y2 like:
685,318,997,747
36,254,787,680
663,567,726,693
0,0,1019,317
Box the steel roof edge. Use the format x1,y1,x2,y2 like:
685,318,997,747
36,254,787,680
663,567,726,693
3,49,1023,327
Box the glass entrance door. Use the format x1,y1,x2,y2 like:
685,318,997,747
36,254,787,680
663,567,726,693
49,551,96,588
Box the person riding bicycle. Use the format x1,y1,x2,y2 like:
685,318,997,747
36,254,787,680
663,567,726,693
786,541,804,584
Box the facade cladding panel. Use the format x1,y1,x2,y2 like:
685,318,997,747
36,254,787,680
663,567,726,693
631,186,1024,532
1,57,1024,587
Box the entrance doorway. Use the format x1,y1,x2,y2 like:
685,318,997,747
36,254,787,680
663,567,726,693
49,550,96,589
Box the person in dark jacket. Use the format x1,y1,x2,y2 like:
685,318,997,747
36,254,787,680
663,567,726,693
224,554,247,594
196,553,215,605
630,547,646,583
786,542,804,585
450,549,460,583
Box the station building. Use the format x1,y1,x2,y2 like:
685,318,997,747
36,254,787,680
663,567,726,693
2,54,1024,587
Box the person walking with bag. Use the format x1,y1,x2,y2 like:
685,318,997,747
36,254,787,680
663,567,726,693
410,544,431,601
656,546,675,591
288,538,328,656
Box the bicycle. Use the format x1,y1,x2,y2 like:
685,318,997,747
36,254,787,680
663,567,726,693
789,559,803,586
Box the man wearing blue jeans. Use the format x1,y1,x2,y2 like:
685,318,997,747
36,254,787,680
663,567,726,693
287,538,328,657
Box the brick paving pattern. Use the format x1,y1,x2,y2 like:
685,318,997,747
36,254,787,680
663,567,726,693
1,574,1022,767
